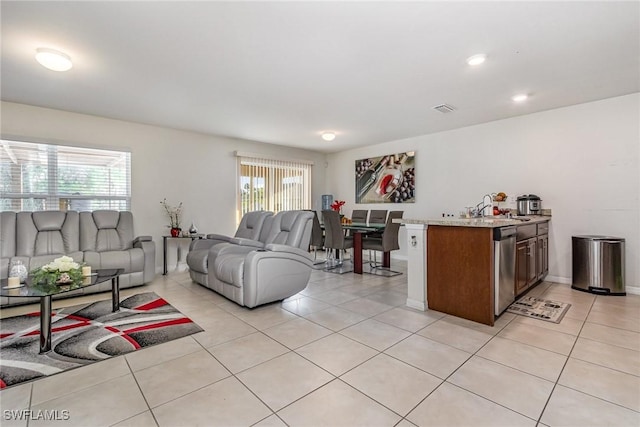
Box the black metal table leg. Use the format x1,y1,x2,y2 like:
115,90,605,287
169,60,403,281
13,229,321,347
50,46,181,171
112,276,120,312
39,295,52,353
163,236,168,275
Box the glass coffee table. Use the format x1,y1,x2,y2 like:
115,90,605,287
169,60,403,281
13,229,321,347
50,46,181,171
1,268,124,353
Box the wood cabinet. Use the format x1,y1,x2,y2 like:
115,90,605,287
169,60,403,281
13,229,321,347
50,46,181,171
516,238,537,295
516,240,529,295
426,225,495,326
537,234,549,280
515,222,549,297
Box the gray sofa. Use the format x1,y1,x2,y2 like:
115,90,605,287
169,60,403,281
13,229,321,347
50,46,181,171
190,210,314,308
1,210,155,307
186,210,273,286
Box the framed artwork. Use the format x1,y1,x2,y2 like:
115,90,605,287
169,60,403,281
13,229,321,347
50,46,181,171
355,151,415,204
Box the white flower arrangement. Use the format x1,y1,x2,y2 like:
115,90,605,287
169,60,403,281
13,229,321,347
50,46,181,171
41,256,80,272
31,256,83,285
160,198,183,229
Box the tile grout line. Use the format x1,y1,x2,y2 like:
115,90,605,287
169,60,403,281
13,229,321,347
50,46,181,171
393,313,547,424
534,290,597,425
120,355,160,427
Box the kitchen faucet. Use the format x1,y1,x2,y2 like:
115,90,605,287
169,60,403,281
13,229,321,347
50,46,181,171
482,194,493,216
471,194,494,217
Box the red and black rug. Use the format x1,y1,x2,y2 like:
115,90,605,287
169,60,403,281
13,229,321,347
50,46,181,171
0,292,203,389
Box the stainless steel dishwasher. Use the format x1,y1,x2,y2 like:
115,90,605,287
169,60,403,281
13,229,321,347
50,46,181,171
494,226,516,315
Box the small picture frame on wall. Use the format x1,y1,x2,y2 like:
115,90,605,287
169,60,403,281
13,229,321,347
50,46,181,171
355,151,415,204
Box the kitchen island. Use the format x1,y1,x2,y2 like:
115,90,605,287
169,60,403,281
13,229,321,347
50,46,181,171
400,216,550,326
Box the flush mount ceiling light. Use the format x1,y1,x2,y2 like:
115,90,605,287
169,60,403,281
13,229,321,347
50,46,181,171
35,48,73,72
466,54,487,66
512,93,529,102
321,132,336,141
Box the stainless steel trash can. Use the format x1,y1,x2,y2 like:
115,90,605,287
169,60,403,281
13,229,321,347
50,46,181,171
572,235,625,295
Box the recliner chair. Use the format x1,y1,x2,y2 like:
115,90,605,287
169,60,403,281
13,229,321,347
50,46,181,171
205,210,314,308
187,210,272,286
80,211,156,288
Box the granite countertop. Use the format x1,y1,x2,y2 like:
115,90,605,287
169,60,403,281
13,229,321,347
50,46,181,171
398,216,550,228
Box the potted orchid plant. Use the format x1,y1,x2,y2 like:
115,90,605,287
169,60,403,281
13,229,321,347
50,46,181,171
161,198,183,237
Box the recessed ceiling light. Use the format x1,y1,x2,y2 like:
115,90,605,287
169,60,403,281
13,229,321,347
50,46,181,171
321,132,336,141
466,54,487,66
512,94,529,102
35,48,73,72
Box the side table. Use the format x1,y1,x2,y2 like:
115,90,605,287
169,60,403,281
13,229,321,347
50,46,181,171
163,235,204,275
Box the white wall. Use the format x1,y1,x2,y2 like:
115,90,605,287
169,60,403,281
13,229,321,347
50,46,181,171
1,101,328,272
3,95,638,288
326,94,640,288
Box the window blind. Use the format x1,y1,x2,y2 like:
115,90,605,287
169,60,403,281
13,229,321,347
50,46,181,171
237,154,312,216
0,140,131,212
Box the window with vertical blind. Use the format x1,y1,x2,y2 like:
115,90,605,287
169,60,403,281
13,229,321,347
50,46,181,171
236,152,312,217
0,139,131,212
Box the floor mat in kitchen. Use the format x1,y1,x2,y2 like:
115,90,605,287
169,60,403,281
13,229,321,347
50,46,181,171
506,296,571,323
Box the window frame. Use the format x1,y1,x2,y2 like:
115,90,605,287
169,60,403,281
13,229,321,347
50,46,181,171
235,151,313,221
0,138,131,212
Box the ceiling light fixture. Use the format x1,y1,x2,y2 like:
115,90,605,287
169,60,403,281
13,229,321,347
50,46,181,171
466,54,487,66
512,94,529,102
35,48,73,72
321,132,336,141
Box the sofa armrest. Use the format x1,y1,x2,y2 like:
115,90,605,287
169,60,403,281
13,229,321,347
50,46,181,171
133,235,152,245
206,233,233,240
264,244,313,260
133,238,156,283
190,236,231,251
227,237,265,249
210,242,257,259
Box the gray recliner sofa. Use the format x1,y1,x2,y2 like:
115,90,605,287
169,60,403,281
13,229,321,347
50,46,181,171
195,210,314,308
186,210,273,286
1,210,155,307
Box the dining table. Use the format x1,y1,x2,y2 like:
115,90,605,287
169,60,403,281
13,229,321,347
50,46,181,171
342,222,388,274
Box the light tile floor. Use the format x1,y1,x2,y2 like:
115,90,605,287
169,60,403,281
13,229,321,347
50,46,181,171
1,261,640,427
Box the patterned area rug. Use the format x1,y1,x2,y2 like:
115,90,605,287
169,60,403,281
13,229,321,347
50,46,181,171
507,296,571,323
0,292,203,389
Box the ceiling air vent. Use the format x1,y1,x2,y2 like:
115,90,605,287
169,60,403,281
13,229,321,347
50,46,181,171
433,104,456,113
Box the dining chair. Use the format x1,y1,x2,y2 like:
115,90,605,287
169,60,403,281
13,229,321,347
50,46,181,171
362,210,404,276
322,210,353,273
351,210,368,224
367,209,388,239
369,210,388,224
309,210,326,265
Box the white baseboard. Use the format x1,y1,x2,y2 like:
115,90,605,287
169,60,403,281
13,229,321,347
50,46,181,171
406,298,426,311
545,275,639,296
626,286,640,295
545,275,571,285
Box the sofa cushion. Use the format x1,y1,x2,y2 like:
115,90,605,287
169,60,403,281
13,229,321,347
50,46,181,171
93,210,120,229
83,248,144,274
1,212,16,259
80,211,134,252
32,211,67,231
236,211,271,240
187,249,208,274
265,211,311,249
17,252,85,272
213,253,245,288
16,211,80,257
